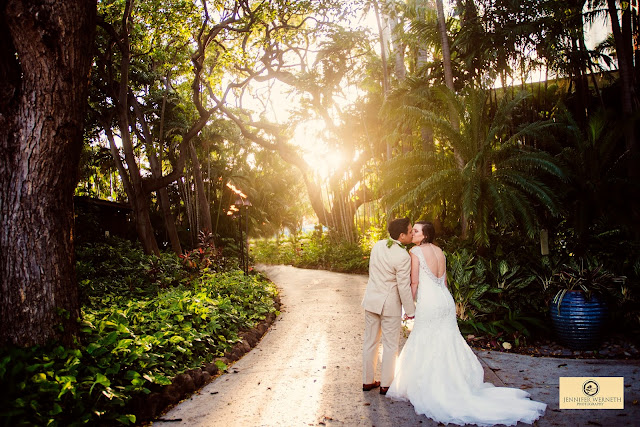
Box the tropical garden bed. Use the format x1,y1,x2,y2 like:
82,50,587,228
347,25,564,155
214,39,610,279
252,229,640,361
0,238,280,426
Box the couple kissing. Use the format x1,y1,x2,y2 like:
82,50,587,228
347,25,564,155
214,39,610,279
361,218,546,426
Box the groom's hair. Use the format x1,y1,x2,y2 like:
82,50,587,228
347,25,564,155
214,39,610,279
416,221,435,244
388,218,411,240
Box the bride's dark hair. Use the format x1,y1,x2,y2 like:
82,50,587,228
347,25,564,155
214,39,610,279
416,221,435,244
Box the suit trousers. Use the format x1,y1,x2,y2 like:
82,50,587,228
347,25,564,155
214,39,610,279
362,310,401,387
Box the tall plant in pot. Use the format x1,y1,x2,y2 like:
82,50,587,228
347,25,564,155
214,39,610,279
547,258,623,350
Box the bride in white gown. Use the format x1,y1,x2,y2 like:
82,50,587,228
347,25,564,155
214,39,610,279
387,222,546,426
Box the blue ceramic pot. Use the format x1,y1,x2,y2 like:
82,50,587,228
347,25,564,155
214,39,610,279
549,290,608,350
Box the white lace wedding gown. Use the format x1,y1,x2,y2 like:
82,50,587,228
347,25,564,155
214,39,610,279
387,246,546,426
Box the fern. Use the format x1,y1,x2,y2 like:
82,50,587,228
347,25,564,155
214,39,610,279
382,86,565,248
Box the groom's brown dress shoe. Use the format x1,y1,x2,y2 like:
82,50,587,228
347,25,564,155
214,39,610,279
362,381,380,391
379,387,389,395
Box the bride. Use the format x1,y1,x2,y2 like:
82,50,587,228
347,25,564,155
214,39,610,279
386,221,546,426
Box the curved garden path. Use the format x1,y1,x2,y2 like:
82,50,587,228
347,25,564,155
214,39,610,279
155,265,640,427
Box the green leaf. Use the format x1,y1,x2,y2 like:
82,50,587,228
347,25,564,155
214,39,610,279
49,403,63,416
115,414,136,425
143,373,172,385
90,373,111,394
214,360,227,371
86,342,101,355
32,372,47,382
169,335,185,344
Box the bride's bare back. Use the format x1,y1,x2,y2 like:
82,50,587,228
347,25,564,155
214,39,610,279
417,243,445,278
410,243,446,297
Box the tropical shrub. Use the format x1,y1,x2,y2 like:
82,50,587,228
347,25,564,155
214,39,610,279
382,87,565,248
1,239,278,426
442,233,554,347
251,232,370,273
76,237,190,308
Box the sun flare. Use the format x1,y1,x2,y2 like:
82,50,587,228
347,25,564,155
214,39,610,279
293,119,345,179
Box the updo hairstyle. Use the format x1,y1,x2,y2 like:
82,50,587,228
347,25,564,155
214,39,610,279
416,221,435,244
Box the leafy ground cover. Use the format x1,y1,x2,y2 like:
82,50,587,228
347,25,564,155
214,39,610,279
0,238,278,426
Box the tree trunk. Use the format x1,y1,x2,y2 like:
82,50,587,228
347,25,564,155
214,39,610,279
436,0,455,93
151,158,182,254
113,104,159,255
384,0,406,81
608,0,638,178
158,189,182,254
189,141,214,237
0,0,96,346
373,0,392,160
130,188,160,254
435,0,467,239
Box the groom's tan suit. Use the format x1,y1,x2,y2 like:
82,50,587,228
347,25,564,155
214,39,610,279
362,239,416,387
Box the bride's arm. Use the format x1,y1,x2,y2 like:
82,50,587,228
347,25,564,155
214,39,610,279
410,252,419,299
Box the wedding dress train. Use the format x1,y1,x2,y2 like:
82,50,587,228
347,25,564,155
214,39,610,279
387,246,546,426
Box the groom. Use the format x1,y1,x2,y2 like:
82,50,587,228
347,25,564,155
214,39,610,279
361,218,415,395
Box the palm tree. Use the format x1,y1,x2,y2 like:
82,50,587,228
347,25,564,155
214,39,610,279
555,108,637,250
382,87,565,248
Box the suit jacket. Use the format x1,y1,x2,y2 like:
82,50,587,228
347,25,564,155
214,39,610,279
362,240,415,317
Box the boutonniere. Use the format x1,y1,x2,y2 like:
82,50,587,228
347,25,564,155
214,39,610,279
386,238,407,250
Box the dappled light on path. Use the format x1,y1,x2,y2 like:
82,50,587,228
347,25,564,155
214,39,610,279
154,265,423,426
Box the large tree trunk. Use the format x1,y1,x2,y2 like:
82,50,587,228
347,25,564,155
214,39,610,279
0,0,96,346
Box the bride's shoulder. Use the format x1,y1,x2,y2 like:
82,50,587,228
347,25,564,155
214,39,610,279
409,245,421,255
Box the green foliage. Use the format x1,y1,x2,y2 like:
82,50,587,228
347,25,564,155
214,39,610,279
75,144,123,200
383,87,565,248
1,241,278,426
76,237,189,308
546,257,625,312
442,234,556,345
446,249,501,321
251,232,370,273
242,150,314,239
554,109,638,246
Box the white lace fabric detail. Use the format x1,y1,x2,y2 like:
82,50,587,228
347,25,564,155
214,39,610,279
411,246,446,288
411,246,455,326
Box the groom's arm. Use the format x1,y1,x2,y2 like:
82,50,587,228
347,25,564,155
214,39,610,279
410,253,420,300
396,253,415,317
